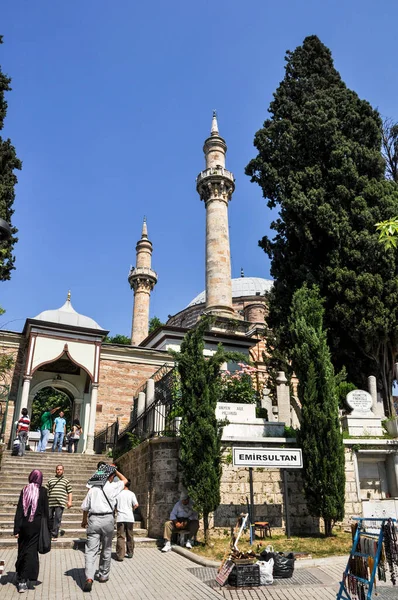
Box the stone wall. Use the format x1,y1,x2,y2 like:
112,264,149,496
215,445,318,534
116,438,362,539
0,332,26,444
344,446,362,519
117,437,180,538
96,359,160,431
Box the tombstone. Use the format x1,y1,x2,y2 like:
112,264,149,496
216,402,284,439
341,389,384,437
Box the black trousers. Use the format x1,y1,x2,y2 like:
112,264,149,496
49,506,64,537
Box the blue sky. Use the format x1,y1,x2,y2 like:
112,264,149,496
1,0,398,336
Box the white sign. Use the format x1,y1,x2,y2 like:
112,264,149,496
346,390,373,413
232,447,303,468
216,402,255,423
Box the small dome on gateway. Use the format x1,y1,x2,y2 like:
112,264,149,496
34,292,104,330
187,277,273,307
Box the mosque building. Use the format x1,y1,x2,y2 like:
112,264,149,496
0,113,272,452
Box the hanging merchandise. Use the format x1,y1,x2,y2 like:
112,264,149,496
336,517,397,600
382,518,398,585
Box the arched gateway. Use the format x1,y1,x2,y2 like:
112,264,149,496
14,293,108,453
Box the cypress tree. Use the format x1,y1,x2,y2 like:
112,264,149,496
170,317,246,542
0,35,21,280
289,284,345,536
246,35,398,414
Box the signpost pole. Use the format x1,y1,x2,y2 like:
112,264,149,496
282,469,291,539
249,467,254,544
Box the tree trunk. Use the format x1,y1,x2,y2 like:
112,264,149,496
203,512,210,545
379,341,396,417
324,518,333,537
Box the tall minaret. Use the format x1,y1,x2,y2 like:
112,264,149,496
128,218,158,345
196,111,235,317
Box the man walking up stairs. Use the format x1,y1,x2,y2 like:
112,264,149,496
0,451,156,549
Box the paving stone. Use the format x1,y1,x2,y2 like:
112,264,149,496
0,548,395,599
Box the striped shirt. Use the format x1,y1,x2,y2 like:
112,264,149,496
46,476,72,508
17,416,30,432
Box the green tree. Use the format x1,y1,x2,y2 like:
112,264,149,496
289,285,345,536
148,316,164,334
103,334,131,345
246,35,398,415
30,387,71,431
0,36,21,280
170,317,245,543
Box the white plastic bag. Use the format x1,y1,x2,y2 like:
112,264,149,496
258,558,274,585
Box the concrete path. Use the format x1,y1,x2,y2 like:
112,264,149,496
0,547,395,599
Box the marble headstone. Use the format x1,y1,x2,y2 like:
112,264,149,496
346,389,373,415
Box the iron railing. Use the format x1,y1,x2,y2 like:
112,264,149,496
94,418,119,455
116,366,178,455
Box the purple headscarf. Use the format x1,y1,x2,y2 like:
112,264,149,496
22,470,43,522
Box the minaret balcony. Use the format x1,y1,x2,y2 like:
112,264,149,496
128,266,158,288
196,167,235,185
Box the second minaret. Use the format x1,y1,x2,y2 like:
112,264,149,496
196,112,235,318
128,218,158,345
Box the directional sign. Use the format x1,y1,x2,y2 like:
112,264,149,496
233,447,303,469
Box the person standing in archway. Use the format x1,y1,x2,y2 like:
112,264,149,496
52,411,66,453
37,406,60,453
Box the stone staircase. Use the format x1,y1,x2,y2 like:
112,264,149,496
0,451,157,548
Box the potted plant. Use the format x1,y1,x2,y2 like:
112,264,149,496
382,416,398,437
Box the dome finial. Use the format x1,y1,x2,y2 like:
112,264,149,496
211,110,219,136
67,290,71,302
241,268,245,278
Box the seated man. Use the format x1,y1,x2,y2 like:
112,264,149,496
161,491,199,552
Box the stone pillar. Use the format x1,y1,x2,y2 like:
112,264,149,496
20,376,32,411
85,384,99,454
367,375,385,418
146,378,155,407
261,387,273,422
137,392,146,416
386,454,398,498
196,112,236,318
74,398,83,452
368,376,377,408
276,371,291,426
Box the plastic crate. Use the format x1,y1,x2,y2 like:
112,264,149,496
228,563,260,587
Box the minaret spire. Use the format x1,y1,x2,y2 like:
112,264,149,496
141,216,148,239
196,112,236,318
211,110,219,136
128,219,158,345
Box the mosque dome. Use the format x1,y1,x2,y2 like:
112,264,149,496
34,294,104,330
187,277,273,307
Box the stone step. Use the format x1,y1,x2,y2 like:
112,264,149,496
0,519,142,529
1,473,94,481
1,484,90,492
1,456,101,464
0,527,148,538
0,536,158,549
1,467,99,476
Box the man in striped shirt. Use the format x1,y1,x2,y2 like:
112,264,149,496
16,408,30,457
46,465,73,540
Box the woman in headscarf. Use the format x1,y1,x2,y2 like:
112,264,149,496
13,469,50,593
